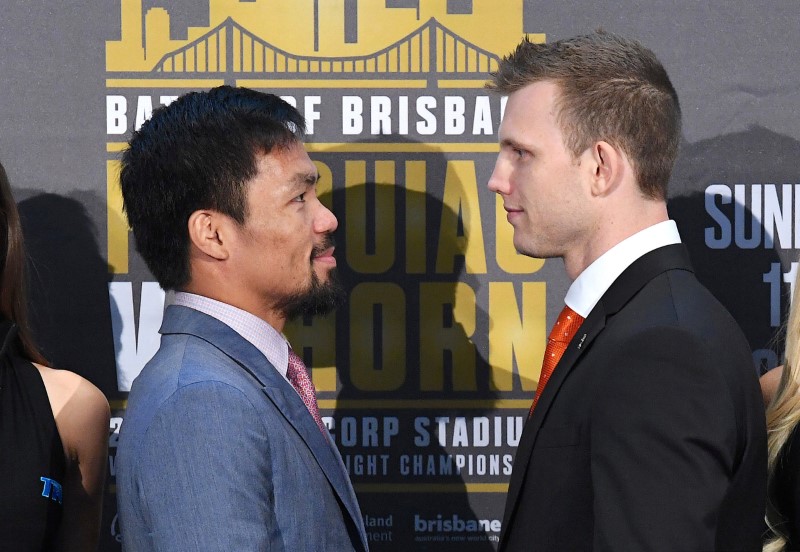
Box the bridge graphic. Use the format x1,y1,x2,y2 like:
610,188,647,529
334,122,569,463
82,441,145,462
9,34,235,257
153,17,499,79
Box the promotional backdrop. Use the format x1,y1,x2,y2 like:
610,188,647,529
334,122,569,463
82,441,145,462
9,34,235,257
1,1,799,549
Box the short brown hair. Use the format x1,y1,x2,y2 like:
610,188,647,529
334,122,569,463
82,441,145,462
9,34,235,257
488,31,681,200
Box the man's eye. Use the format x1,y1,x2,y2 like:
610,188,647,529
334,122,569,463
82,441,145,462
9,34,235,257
294,193,306,202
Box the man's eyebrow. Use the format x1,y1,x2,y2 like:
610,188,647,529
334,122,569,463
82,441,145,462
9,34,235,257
500,138,524,149
293,171,320,187
500,138,538,155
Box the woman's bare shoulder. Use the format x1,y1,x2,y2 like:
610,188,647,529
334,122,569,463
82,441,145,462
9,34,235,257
33,363,110,460
760,365,784,408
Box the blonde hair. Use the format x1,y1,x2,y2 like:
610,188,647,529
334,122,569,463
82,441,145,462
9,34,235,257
765,284,800,552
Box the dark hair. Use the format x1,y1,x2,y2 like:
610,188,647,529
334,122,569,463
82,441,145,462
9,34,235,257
120,85,306,290
488,31,681,200
0,162,46,363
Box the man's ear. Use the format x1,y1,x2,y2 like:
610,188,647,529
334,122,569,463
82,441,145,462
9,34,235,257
588,140,626,197
187,210,230,261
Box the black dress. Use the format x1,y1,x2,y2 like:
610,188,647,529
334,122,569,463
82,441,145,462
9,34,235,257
0,321,65,550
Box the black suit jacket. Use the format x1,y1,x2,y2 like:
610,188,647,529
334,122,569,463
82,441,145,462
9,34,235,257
500,244,766,552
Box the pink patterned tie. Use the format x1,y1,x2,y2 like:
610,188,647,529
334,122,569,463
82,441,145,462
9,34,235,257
287,348,327,433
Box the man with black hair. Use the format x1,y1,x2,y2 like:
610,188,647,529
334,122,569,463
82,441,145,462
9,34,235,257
116,86,367,551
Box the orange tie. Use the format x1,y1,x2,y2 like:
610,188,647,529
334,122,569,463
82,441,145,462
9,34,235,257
529,305,585,417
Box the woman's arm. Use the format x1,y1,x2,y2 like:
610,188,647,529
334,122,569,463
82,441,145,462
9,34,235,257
37,364,111,552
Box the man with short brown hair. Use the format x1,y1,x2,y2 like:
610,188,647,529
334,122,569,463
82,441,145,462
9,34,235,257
488,32,765,551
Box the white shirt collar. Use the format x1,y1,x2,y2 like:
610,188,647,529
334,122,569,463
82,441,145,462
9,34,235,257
565,220,681,318
172,292,290,381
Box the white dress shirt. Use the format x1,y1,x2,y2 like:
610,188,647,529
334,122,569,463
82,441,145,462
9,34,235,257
564,220,682,318
172,292,291,383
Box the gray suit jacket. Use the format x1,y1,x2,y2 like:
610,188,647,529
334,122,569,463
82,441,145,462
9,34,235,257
117,305,368,551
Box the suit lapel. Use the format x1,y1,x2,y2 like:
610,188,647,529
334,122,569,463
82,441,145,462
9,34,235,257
501,244,694,543
501,303,605,535
161,306,367,550
260,386,367,545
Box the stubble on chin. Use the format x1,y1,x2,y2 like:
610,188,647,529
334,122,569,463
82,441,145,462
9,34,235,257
277,265,345,321
276,233,344,320
513,235,538,259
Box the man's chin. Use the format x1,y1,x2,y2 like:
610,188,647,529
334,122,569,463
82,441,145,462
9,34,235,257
513,242,539,259
280,269,345,320
514,240,556,260
312,265,335,283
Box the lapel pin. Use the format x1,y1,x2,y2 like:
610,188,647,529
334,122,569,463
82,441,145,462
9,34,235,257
577,334,587,349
